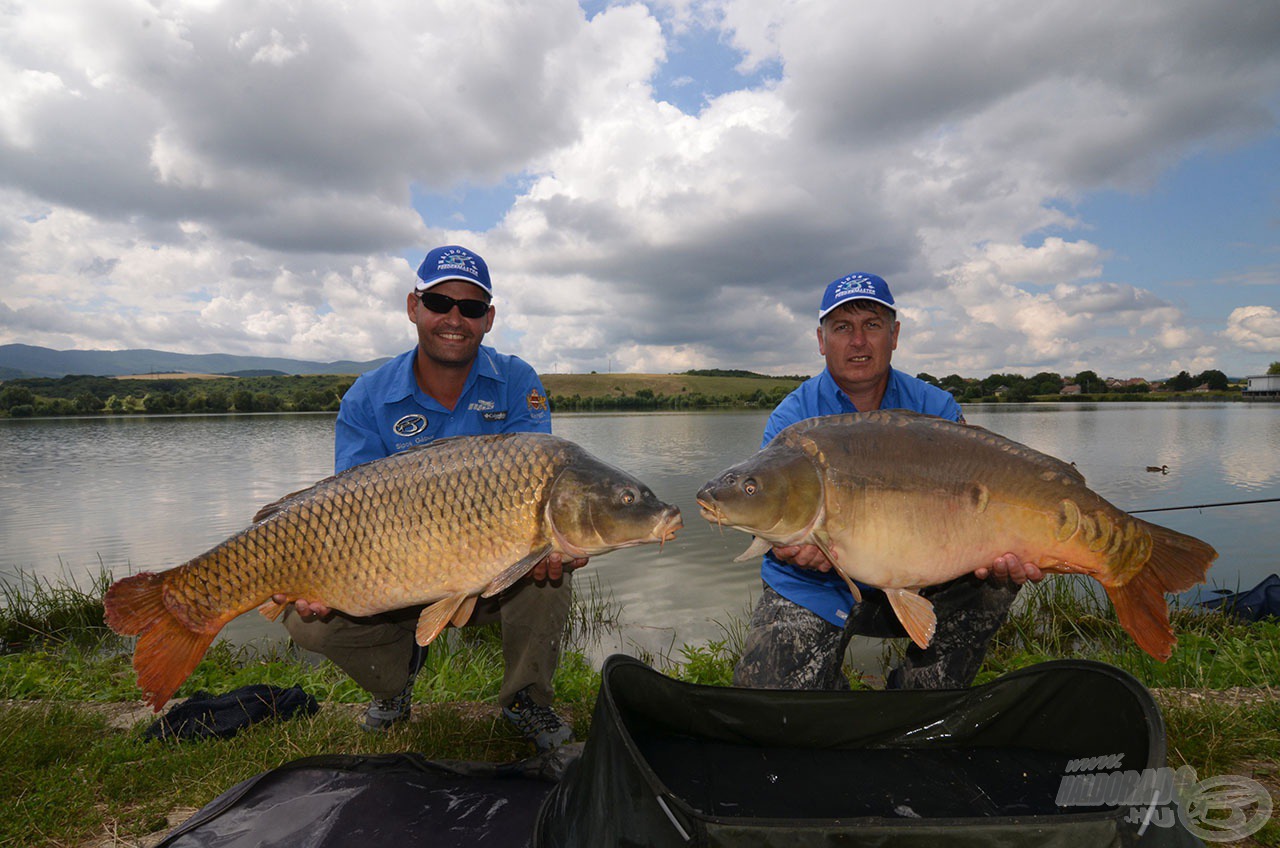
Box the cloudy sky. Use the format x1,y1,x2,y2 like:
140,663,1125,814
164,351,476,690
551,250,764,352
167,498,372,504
1,0,1278,380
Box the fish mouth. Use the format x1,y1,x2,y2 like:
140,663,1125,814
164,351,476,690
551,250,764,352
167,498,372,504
696,496,725,525
653,507,683,547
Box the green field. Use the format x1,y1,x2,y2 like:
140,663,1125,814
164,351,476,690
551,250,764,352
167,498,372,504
540,372,802,399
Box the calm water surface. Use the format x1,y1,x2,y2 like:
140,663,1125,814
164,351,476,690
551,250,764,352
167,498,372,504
2,404,1277,662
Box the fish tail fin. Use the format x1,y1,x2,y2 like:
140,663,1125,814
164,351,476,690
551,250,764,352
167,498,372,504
1105,521,1218,662
103,572,219,712
1137,519,1218,594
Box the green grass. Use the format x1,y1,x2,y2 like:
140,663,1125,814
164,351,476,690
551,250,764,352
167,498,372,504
976,576,1280,689
2,569,1278,847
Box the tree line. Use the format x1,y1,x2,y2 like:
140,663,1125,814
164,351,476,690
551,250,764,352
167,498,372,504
916,367,1236,403
0,363,1265,419
0,374,354,418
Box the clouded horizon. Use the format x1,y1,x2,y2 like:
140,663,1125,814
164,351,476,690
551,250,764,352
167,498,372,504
2,0,1278,380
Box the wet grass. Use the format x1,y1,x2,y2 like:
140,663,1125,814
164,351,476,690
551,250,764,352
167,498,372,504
2,569,1278,847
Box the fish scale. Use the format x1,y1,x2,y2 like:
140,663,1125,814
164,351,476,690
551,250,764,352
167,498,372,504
697,410,1216,662
105,432,683,710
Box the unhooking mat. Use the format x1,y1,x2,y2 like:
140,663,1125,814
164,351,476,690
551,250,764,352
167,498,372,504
155,749,574,848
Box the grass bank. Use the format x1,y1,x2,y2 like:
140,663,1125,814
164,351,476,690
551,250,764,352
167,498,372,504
2,570,1277,847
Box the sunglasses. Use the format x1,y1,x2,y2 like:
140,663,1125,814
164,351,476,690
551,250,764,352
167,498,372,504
418,291,491,319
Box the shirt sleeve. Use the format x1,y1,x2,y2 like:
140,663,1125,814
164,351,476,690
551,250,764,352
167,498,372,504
761,390,806,448
333,378,387,473
501,360,553,435
935,391,965,423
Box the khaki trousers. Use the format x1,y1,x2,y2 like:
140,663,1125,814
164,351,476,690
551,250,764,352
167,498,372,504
282,572,573,708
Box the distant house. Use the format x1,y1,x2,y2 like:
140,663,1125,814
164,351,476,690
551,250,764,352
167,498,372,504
1060,384,1082,395
1244,375,1280,398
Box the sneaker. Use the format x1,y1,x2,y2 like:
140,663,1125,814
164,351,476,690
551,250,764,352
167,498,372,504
361,683,413,732
361,643,426,733
502,686,574,752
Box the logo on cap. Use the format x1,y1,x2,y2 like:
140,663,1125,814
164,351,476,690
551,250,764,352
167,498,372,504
819,271,894,320
434,249,480,279
833,274,879,297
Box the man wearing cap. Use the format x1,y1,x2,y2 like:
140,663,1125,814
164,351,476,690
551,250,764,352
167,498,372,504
278,245,581,750
733,272,1042,692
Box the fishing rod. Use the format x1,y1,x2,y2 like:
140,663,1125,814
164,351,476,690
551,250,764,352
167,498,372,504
1130,497,1280,515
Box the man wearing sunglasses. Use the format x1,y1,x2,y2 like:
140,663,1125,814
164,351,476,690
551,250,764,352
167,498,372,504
279,245,582,751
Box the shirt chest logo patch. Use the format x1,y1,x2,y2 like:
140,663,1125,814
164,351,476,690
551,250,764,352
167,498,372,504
393,413,427,437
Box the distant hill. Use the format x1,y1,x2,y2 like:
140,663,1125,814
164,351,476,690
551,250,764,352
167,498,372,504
541,372,802,398
0,344,389,379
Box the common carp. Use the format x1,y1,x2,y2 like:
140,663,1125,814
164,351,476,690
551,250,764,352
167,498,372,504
696,410,1216,661
105,432,682,710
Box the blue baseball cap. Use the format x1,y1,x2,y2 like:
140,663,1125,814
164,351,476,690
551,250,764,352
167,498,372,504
818,272,895,320
415,245,492,295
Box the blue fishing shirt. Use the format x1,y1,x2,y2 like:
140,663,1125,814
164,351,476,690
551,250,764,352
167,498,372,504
759,367,964,626
334,346,551,473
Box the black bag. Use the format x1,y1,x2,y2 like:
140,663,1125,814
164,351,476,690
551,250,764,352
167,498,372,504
145,684,319,741
535,655,1205,847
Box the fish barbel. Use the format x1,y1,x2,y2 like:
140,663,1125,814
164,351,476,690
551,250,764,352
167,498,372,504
696,410,1216,661
105,432,682,710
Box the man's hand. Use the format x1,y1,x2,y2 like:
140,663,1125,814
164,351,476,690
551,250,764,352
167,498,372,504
529,552,588,582
771,544,835,572
974,553,1044,585
273,595,332,621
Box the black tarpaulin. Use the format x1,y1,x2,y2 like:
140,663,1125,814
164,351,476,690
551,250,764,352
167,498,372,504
534,655,1206,847
156,751,569,848
1193,573,1280,622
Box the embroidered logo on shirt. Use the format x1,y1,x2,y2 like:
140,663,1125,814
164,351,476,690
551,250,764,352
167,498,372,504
393,413,427,437
527,389,549,412
467,399,495,412
482,411,508,421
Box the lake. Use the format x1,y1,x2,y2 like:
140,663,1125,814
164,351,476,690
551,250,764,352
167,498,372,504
2,404,1277,666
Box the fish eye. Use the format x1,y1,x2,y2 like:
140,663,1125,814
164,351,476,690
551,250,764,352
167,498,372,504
743,478,758,496
620,487,637,506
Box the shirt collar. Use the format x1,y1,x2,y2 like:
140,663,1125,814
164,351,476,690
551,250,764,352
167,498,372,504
820,366,903,412
384,345,504,405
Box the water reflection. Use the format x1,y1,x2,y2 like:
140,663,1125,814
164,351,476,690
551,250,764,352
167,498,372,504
2,404,1277,660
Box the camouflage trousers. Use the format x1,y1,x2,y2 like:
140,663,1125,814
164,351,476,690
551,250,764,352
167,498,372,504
282,572,572,707
733,576,1020,691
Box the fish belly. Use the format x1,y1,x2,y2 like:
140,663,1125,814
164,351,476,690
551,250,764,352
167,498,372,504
820,477,1117,591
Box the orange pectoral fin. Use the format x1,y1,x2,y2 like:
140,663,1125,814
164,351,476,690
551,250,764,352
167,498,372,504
732,536,774,563
481,545,551,598
884,588,937,650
